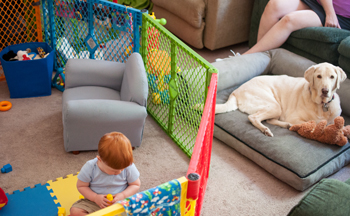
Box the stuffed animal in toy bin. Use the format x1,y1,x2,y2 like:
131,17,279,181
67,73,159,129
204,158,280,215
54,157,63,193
289,116,350,146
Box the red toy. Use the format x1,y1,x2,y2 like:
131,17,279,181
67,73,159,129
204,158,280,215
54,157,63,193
0,188,8,210
22,54,30,61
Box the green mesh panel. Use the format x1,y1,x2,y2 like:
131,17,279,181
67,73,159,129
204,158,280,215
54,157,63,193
141,14,217,157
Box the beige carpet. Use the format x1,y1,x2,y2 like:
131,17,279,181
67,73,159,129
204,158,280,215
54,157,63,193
1,43,350,215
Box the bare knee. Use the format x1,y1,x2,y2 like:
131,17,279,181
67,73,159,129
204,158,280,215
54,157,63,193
70,207,88,216
264,0,288,18
279,13,303,31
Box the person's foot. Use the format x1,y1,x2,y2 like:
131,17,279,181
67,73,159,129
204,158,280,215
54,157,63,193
230,50,241,56
215,50,240,62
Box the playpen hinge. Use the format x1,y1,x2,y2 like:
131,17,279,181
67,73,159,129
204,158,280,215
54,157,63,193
32,1,40,6
167,41,178,134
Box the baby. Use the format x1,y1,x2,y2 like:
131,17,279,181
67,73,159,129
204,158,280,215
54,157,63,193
70,132,141,216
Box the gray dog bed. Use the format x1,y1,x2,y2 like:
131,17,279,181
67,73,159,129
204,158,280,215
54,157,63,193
212,48,350,191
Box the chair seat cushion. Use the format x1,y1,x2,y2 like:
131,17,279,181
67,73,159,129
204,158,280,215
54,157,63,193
62,86,121,103
63,99,147,151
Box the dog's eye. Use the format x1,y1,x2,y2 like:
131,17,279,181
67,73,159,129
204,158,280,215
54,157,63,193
317,75,322,79
330,75,334,79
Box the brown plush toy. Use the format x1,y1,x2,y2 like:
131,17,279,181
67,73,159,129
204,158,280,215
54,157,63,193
289,116,350,146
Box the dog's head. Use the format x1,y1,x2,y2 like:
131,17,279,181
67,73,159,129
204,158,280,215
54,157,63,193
304,63,347,104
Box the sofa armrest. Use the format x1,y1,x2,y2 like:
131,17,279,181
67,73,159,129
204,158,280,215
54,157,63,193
120,53,148,107
249,0,269,47
65,59,126,91
204,0,254,50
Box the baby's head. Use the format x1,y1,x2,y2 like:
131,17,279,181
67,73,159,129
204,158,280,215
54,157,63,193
98,132,133,170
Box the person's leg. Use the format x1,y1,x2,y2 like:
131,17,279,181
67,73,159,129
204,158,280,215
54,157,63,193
244,10,322,55
70,207,88,216
257,0,311,41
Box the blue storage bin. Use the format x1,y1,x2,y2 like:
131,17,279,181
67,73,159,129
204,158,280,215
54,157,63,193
0,42,54,98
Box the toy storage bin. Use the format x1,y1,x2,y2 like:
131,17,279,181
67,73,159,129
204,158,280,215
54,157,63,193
0,42,54,98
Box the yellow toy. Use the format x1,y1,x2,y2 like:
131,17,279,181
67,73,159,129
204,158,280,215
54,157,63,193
152,93,161,104
147,49,171,76
57,207,66,216
107,194,113,205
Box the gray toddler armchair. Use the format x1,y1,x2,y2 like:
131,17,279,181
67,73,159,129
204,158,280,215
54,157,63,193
62,53,148,153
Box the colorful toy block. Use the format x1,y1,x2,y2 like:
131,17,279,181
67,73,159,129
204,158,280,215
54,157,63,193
1,164,12,173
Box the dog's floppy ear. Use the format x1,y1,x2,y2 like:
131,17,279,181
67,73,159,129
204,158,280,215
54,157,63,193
334,66,347,90
304,65,316,87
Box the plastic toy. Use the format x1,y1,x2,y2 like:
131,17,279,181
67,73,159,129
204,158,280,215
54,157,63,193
58,207,66,216
22,54,30,61
107,194,113,205
1,164,12,173
0,188,8,210
152,92,161,104
52,68,66,92
0,101,12,112
290,116,350,146
147,49,171,76
37,47,46,58
17,50,30,61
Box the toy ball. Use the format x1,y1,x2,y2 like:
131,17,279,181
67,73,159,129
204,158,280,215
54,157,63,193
152,93,161,105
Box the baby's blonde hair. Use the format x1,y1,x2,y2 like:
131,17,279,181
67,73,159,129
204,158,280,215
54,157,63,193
98,132,133,169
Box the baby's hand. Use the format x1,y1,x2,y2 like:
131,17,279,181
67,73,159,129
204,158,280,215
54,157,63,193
113,193,125,203
94,194,110,208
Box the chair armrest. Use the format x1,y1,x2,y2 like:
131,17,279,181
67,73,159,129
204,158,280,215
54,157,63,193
65,59,126,91
120,53,148,107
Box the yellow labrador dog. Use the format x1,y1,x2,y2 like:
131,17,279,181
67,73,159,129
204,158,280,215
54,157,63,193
215,63,347,137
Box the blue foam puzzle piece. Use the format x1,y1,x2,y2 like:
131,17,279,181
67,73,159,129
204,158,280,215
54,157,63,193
1,183,60,216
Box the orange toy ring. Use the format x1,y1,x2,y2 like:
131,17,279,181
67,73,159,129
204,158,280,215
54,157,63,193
0,101,12,111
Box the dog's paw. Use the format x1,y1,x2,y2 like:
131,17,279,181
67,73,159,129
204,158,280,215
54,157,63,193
193,104,204,111
264,128,274,137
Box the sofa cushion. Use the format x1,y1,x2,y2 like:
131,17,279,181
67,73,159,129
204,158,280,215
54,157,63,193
151,0,205,29
338,36,350,59
212,48,350,191
287,178,350,216
338,36,350,77
285,27,350,65
152,5,204,49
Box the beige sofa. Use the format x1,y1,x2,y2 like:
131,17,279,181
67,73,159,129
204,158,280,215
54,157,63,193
152,0,254,50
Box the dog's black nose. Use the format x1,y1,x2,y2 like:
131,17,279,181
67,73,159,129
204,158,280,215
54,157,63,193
322,88,329,95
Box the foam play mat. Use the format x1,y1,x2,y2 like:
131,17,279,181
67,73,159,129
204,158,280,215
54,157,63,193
1,173,81,216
